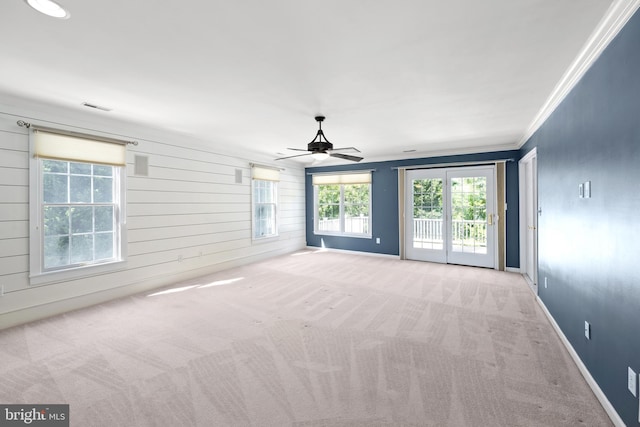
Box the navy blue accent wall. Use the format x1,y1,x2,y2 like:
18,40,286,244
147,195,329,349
519,9,640,425
305,150,520,268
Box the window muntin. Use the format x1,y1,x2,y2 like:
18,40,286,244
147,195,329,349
41,159,120,271
252,179,278,239
315,183,371,237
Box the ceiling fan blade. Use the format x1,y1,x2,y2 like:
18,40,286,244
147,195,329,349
275,152,312,160
286,148,309,152
330,147,361,153
330,152,363,162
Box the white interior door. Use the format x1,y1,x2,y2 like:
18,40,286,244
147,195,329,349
519,149,538,290
405,166,496,268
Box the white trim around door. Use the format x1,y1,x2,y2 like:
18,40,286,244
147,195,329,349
405,165,497,268
519,147,538,293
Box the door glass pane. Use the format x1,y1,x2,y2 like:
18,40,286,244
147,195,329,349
412,178,443,250
450,176,487,254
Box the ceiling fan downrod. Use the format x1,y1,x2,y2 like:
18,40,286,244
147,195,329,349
309,116,332,151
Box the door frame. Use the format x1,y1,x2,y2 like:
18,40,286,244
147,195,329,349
518,147,538,292
403,165,498,269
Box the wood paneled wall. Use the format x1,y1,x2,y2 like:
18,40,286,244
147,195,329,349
0,106,305,328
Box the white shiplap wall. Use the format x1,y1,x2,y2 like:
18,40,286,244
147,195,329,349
0,102,306,329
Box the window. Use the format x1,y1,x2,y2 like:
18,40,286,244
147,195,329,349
29,128,127,283
251,165,279,240
41,160,119,269
313,172,372,237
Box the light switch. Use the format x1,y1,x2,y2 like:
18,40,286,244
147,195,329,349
628,367,637,397
584,321,590,339
579,183,584,198
584,181,591,198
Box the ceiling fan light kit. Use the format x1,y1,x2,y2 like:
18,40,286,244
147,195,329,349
276,116,363,163
311,151,330,161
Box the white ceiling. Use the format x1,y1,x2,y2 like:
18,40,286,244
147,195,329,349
0,0,616,164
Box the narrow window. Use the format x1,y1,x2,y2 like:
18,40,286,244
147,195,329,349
251,165,279,240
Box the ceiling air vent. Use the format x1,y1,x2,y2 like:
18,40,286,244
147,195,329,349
82,102,112,112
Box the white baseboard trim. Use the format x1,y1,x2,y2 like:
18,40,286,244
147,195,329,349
536,296,624,427
505,267,521,273
305,246,400,259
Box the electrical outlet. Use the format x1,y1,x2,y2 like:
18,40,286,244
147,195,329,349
544,277,548,289
584,321,590,340
376,238,380,244
628,367,637,397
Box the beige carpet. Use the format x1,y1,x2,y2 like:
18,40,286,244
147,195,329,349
0,250,611,426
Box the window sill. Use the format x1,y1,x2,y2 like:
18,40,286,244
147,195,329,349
313,232,372,240
29,259,127,287
252,234,279,243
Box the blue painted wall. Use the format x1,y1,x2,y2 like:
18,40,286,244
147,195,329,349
519,8,640,425
305,150,520,268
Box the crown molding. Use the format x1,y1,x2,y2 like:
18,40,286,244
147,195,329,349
518,0,640,147
361,141,520,164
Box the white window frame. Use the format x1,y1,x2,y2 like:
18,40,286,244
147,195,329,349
28,128,128,286
251,165,280,241
251,179,279,240
313,177,372,239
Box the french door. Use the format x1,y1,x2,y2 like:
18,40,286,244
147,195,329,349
405,166,496,268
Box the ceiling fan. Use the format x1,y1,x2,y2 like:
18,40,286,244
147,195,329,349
275,116,363,162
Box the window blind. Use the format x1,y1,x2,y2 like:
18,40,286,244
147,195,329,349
251,165,280,181
312,172,371,185
33,129,127,166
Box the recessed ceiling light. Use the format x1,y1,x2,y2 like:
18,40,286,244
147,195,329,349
24,0,70,19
